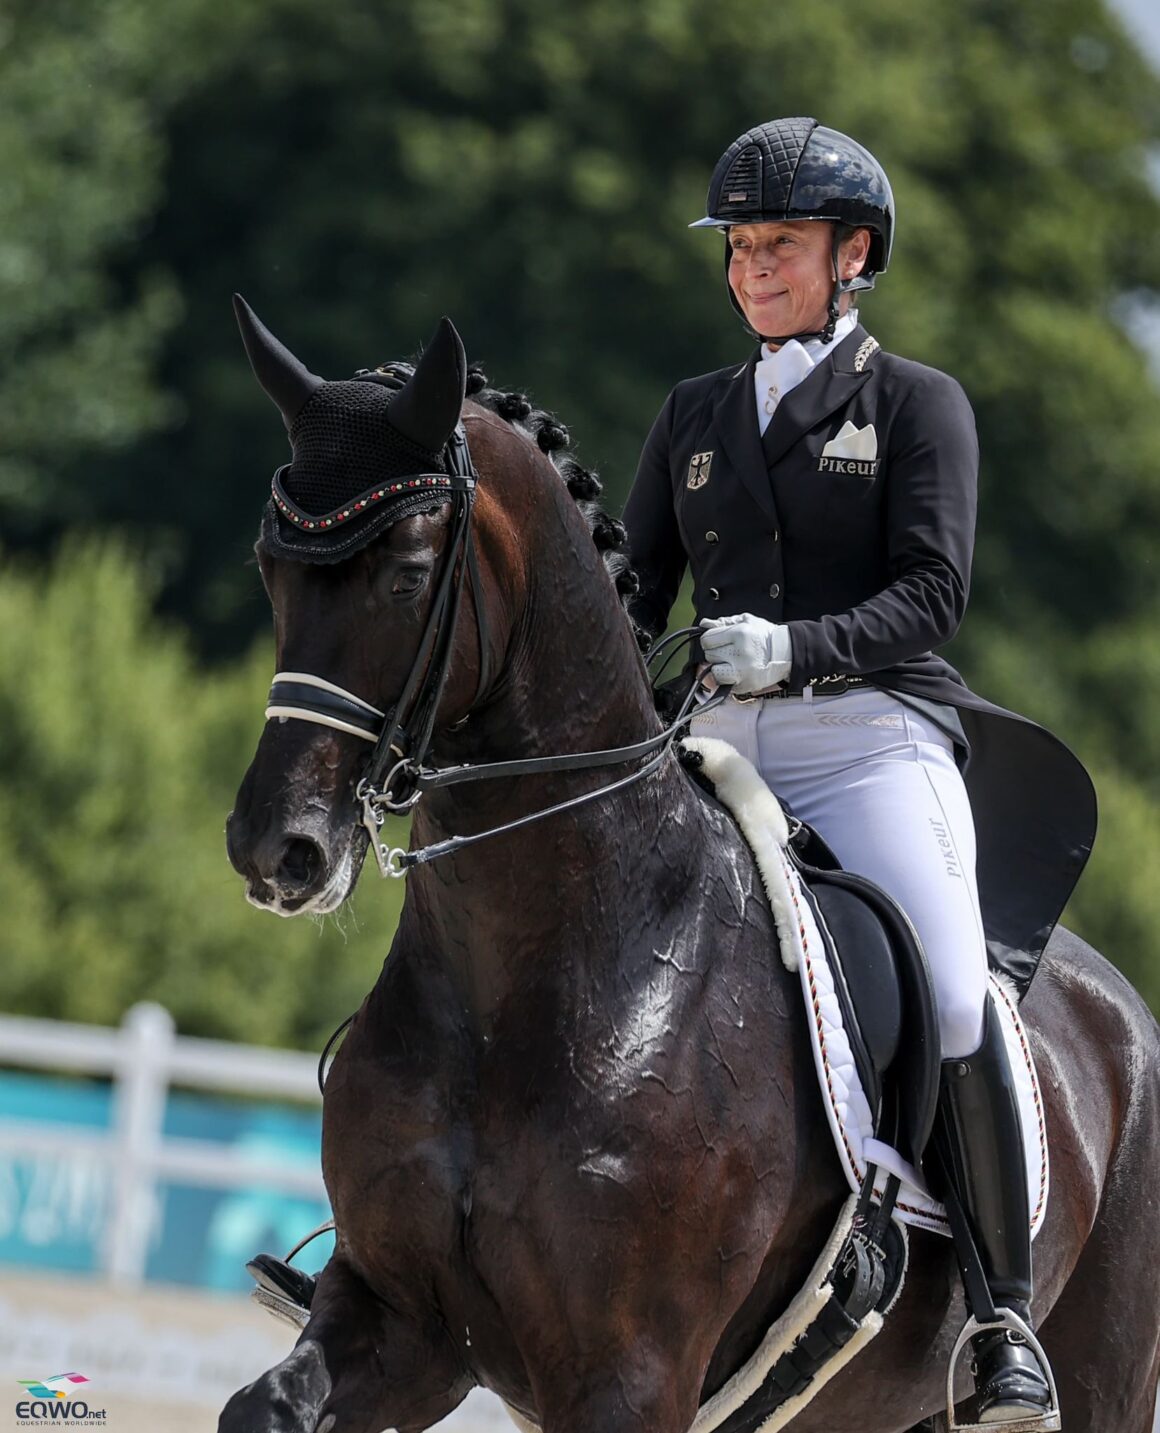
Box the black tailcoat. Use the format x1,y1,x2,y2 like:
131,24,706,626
622,323,1096,994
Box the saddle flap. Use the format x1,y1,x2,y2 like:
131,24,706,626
792,856,942,1170
805,882,899,1118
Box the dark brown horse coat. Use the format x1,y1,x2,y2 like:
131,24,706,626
221,317,1160,1433
622,323,1097,990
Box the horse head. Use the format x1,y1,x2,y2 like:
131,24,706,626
225,298,650,916
225,298,500,914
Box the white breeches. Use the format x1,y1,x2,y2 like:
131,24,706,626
691,687,988,1059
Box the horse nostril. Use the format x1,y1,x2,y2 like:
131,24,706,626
279,836,324,890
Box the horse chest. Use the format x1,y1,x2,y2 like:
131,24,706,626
329,1040,754,1282
324,947,802,1392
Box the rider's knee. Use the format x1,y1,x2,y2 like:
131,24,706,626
937,987,987,1061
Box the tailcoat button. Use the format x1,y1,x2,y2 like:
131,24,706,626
705,530,719,543
769,583,781,599
709,587,720,600
772,529,780,543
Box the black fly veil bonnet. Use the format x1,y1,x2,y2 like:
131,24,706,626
233,294,473,563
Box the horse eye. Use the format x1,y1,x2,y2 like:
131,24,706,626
391,568,427,596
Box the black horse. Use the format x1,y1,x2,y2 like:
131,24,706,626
223,304,1160,1433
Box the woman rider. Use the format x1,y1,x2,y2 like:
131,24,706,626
622,117,1097,1426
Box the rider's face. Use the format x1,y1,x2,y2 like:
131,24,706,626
727,221,867,342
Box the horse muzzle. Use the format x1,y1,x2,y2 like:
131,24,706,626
226,812,361,916
226,725,368,916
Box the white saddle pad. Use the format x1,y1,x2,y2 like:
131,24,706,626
683,735,1049,1239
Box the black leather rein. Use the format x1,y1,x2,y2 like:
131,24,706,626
263,422,723,878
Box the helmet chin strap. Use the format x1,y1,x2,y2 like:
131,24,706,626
758,229,844,347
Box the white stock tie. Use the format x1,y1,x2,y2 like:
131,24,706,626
754,341,818,435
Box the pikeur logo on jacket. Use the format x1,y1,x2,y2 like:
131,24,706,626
621,323,1096,994
819,421,879,475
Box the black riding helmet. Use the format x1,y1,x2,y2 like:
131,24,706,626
691,117,894,344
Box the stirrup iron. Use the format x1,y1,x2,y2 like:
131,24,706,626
945,1308,1061,1432
247,1218,334,1328
251,1283,310,1331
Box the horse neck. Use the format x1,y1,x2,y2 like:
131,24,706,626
398,453,705,1019
442,449,666,779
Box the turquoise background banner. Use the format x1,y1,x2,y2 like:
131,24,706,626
0,1070,333,1289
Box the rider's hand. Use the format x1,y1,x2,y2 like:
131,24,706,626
699,614,793,695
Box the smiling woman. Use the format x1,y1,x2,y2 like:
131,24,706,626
726,221,870,345
621,113,1104,1423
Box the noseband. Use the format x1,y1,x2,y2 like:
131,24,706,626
263,420,723,877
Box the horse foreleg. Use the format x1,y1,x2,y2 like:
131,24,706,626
1028,986,1160,1433
218,1254,472,1433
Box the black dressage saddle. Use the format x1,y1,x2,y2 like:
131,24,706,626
786,821,942,1174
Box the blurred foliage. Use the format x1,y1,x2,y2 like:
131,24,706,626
0,541,404,1046
0,0,1158,1035
4,0,1158,649
0,0,226,523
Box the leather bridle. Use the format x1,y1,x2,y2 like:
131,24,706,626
262,424,723,878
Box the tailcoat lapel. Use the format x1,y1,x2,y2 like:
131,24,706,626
761,323,875,469
709,353,780,524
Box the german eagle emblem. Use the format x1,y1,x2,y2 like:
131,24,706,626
686,451,713,490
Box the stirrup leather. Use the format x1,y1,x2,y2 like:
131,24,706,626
945,1310,1061,1432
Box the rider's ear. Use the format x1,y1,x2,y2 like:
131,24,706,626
233,294,324,430
387,317,467,453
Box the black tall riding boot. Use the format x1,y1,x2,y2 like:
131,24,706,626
933,999,1053,1424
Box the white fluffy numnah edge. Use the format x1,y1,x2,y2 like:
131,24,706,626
681,736,801,973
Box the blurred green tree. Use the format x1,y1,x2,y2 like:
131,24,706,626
0,1,176,526
0,0,1158,1029
4,0,1156,653
0,540,404,1046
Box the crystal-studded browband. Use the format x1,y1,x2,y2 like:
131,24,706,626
271,463,476,533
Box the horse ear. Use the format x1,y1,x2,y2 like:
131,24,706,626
233,293,324,431
387,317,467,453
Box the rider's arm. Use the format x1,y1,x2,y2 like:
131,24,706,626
786,368,979,681
622,390,688,641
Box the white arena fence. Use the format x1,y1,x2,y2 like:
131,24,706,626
0,1001,326,1287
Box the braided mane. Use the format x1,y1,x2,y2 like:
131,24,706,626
465,364,647,650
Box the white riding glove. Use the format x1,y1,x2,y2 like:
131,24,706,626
700,614,793,695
